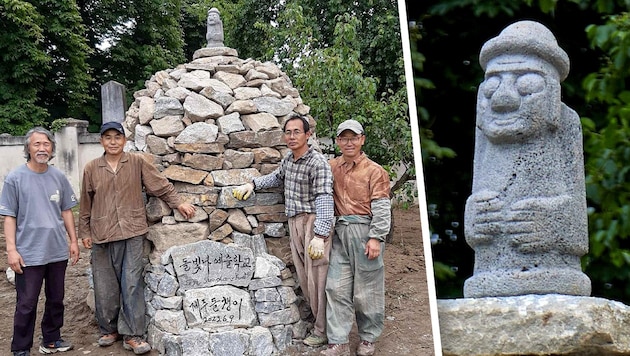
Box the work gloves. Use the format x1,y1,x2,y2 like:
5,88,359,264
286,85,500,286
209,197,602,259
232,183,254,200
308,236,325,260
233,182,326,260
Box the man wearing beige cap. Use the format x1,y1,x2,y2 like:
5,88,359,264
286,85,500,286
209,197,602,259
321,119,391,356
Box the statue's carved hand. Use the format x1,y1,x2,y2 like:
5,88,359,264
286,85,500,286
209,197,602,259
505,197,566,253
465,190,504,246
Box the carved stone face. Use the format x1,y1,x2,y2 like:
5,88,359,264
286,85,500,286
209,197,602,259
477,54,562,143
208,11,220,25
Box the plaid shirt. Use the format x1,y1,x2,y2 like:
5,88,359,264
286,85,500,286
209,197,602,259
253,146,334,236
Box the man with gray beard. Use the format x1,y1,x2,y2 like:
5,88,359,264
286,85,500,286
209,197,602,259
0,127,79,356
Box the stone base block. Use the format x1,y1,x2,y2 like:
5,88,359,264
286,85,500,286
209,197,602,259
438,294,630,356
464,268,591,298
193,47,238,60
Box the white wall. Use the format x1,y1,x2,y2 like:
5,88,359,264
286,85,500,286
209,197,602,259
0,119,103,198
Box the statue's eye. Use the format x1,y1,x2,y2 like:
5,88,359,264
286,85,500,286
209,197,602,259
516,73,545,96
481,76,500,98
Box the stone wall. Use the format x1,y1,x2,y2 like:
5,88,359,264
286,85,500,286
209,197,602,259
0,119,103,197
146,240,307,355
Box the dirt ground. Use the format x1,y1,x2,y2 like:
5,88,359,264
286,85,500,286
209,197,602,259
0,206,434,356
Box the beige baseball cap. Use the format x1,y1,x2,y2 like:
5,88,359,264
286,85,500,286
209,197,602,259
336,119,364,136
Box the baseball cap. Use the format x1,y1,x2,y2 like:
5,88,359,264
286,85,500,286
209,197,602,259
100,121,125,135
336,119,364,136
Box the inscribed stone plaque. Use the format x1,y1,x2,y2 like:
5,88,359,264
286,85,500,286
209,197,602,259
171,240,254,291
183,286,256,329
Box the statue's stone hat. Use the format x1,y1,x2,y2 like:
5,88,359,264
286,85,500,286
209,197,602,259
479,20,570,81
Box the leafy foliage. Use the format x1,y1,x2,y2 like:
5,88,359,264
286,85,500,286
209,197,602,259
39,0,93,119
0,0,91,134
111,1,185,87
78,0,186,127
582,12,630,301
293,13,413,184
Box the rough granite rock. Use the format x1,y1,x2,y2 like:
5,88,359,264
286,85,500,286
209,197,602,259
438,294,630,356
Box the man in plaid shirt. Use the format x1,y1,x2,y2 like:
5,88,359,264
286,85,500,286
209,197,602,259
233,115,334,347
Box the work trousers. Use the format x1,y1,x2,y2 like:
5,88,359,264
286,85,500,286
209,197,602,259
325,217,385,344
288,213,332,337
12,260,67,351
91,235,146,336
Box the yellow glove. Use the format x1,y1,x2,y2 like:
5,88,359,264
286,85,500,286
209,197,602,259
307,236,326,260
232,183,254,200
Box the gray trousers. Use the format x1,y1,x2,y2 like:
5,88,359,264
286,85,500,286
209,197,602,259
91,235,146,336
325,217,385,344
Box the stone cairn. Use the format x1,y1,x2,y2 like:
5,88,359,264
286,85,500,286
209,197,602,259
120,8,316,355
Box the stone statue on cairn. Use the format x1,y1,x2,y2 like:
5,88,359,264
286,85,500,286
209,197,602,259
206,7,224,48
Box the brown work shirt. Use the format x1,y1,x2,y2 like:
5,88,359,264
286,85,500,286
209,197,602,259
79,152,183,244
329,152,391,216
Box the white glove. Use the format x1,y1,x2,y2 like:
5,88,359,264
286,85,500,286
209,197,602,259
308,236,326,260
232,183,254,200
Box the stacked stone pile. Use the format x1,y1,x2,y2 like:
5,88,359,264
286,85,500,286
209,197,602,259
121,46,320,355
124,45,314,265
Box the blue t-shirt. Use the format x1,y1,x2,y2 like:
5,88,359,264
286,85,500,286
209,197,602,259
0,164,77,266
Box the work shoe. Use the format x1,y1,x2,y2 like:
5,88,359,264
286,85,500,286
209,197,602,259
13,351,30,356
303,333,328,346
98,332,121,346
39,339,73,354
123,336,151,355
357,340,376,356
320,343,350,356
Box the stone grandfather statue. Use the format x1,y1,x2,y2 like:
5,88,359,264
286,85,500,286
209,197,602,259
463,20,591,298
206,7,224,47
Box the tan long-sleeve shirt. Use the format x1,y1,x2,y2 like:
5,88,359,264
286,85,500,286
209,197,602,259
329,152,390,216
329,152,392,240
79,152,183,243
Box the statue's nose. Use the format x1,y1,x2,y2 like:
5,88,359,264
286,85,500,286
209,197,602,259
490,81,521,113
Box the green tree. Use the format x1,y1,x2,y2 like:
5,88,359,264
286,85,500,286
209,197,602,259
41,0,92,120
581,12,630,301
78,0,186,127
221,0,406,94
106,0,186,91
295,13,413,183
0,0,49,134
296,0,405,94
0,0,92,135
247,1,414,191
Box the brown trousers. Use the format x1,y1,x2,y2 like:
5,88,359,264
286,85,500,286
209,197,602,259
288,213,332,337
